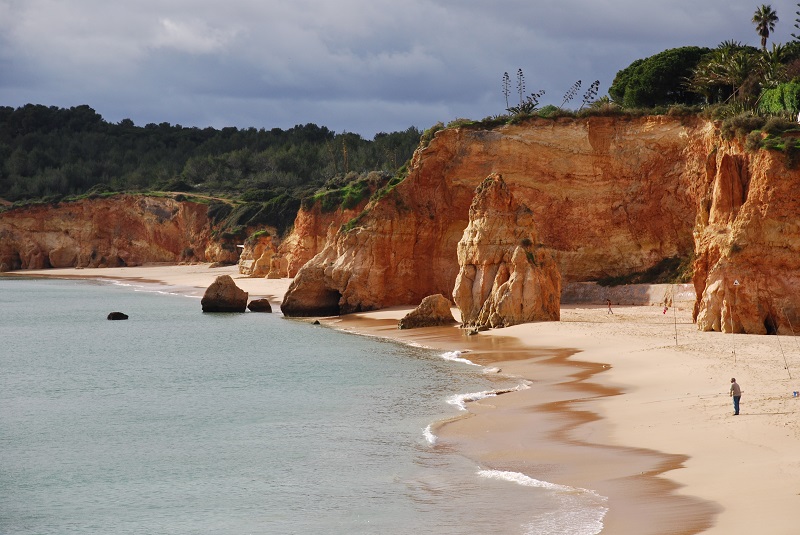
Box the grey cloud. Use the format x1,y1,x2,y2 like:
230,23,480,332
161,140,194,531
2,0,799,137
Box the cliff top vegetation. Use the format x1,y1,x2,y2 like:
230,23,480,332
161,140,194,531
5,4,800,233
0,104,421,234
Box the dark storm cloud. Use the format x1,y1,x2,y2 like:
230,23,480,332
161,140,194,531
1,0,798,136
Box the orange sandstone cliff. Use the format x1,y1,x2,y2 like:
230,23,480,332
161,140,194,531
0,195,237,270
693,144,800,335
453,173,561,328
281,116,800,334
282,116,702,315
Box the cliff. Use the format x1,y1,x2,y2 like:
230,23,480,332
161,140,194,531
693,143,800,335
452,173,561,328
5,116,799,335
275,202,367,278
282,116,703,316
0,195,236,270
282,116,800,334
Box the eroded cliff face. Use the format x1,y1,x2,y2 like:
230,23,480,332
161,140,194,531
453,173,560,328
283,116,705,316
282,116,800,332
275,202,366,278
693,143,800,334
0,195,236,270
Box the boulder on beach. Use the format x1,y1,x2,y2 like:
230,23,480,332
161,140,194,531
247,298,273,313
398,294,457,329
107,311,129,320
201,275,248,312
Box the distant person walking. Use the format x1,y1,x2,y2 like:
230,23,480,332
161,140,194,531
606,299,613,315
730,378,742,415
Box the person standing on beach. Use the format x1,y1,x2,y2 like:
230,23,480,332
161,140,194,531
730,378,742,415
606,299,613,315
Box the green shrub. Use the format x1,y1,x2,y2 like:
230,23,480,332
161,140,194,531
446,118,475,128
420,122,444,148
720,113,767,140
245,229,271,245
340,180,369,210
341,209,370,233
745,131,763,152
762,116,797,135
759,81,800,114
785,142,800,169
666,104,701,116
207,201,234,224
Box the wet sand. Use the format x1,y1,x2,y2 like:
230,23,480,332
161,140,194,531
7,263,800,534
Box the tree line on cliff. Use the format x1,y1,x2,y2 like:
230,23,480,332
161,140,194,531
6,5,800,242
0,104,420,220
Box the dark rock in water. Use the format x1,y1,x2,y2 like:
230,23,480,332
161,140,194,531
201,275,248,312
312,320,321,325
247,298,273,313
107,312,129,320
398,294,457,329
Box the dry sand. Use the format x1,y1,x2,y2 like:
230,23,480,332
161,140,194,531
8,263,800,534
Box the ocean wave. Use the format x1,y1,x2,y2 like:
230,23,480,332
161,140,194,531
108,280,200,298
477,469,579,492
478,470,607,535
446,382,530,411
422,424,437,445
446,389,498,410
440,350,479,366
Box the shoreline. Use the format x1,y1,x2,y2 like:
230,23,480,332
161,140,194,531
6,264,800,533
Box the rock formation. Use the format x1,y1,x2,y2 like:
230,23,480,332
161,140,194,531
0,195,237,270
107,312,129,320
201,275,248,312
238,232,278,278
453,174,560,328
281,116,800,333
283,116,700,317
693,146,800,334
247,298,273,313
398,294,457,329
7,116,800,334
274,199,371,278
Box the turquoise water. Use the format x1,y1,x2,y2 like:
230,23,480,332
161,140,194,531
0,277,605,534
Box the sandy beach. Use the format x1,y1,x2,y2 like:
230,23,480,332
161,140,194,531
7,263,800,534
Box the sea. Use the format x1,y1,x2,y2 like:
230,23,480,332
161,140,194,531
0,277,607,534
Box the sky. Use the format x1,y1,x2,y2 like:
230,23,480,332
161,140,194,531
2,0,799,138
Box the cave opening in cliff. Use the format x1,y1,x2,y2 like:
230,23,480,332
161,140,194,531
764,313,779,335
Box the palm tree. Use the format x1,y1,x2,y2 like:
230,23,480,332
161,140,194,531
753,4,779,50
689,46,760,103
760,43,789,88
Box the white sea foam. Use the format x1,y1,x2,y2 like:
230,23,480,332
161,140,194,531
478,470,607,535
422,424,437,445
447,390,498,410
478,469,576,492
440,350,480,366
109,279,196,298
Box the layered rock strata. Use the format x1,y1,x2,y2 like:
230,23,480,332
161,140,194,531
283,116,701,317
693,146,800,334
238,233,278,277
0,195,235,270
282,117,800,333
453,174,560,328
274,202,368,278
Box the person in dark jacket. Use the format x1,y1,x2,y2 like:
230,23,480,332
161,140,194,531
730,378,742,415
